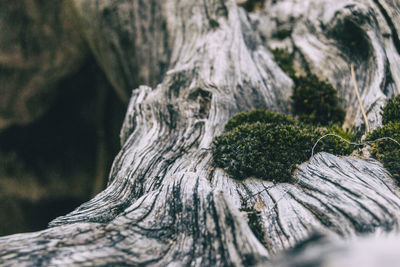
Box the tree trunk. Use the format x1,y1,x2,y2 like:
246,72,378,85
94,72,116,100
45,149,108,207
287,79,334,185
2,0,400,265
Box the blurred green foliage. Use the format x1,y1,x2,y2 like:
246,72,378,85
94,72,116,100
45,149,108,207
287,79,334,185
271,48,296,78
274,28,293,40
292,74,345,126
240,206,266,246
367,96,400,182
238,0,264,12
367,122,400,182
381,94,400,125
271,48,345,126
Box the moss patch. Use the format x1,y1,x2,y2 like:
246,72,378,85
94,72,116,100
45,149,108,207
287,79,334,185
238,0,264,12
240,206,267,247
213,45,357,183
367,122,400,182
367,96,400,182
273,28,293,40
381,94,400,125
327,18,370,59
271,48,296,78
213,111,353,182
271,48,345,126
292,74,345,125
381,150,400,181
224,109,296,132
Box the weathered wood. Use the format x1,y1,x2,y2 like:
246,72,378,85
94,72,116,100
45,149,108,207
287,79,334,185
1,0,400,265
71,0,171,103
256,0,400,129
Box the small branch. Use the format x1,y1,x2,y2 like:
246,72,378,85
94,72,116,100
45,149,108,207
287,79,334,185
311,133,400,158
350,63,370,133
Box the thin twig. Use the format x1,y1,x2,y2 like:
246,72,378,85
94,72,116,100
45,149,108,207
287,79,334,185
311,133,400,157
351,63,370,133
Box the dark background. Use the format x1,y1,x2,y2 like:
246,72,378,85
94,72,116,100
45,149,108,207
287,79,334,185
0,57,126,236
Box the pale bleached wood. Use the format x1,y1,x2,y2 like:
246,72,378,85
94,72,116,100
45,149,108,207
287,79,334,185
1,0,400,266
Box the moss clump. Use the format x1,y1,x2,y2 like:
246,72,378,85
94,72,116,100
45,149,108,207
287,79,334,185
366,122,400,181
213,123,312,182
271,49,345,126
381,95,400,125
366,96,400,182
381,150,400,181
238,0,264,12
367,122,400,156
292,74,345,126
328,125,357,142
271,48,296,78
240,206,267,247
327,18,370,59
224,109,296,132
313,127,355,155
274,28,293,40
213,111,353,182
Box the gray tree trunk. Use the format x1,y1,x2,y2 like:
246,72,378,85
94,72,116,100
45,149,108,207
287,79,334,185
2,0,400,266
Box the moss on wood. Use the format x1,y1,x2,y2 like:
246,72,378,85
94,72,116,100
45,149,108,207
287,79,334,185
238,0,264,12
367,96,400,182
240,206,267,247
271,48,345,126
292,74,345,126
224,109,296,132
381,94,400,125
367,122,400,182
213,111,353,182
271,48,296,78
273,28,293,40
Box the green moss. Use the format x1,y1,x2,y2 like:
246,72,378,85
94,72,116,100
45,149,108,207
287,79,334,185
381,95,400,125
312,126,355,155
213,111,353,182
274,28,293,40
382,150,400,181
271,49,345,126
240,206,267,247
327,18,370,59
224,109,296,132
366,122,400,182
238,0,264,12
292,74,346,126
329,125,357,142
367,122,400,157
367,94,400,182
271,48,296,78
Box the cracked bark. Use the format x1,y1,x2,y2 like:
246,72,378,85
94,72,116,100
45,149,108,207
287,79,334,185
2,0,400,266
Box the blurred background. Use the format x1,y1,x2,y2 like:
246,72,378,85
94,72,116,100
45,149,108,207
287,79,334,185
0,1,127,236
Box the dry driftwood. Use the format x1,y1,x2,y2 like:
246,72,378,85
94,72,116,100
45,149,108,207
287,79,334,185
1,0,400,265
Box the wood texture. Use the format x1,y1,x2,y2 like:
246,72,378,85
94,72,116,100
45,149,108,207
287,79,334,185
1,0,400,265
256,0,400,129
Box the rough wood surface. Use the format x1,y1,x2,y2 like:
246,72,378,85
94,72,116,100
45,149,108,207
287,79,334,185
1,0,400,265
255,0,400,129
